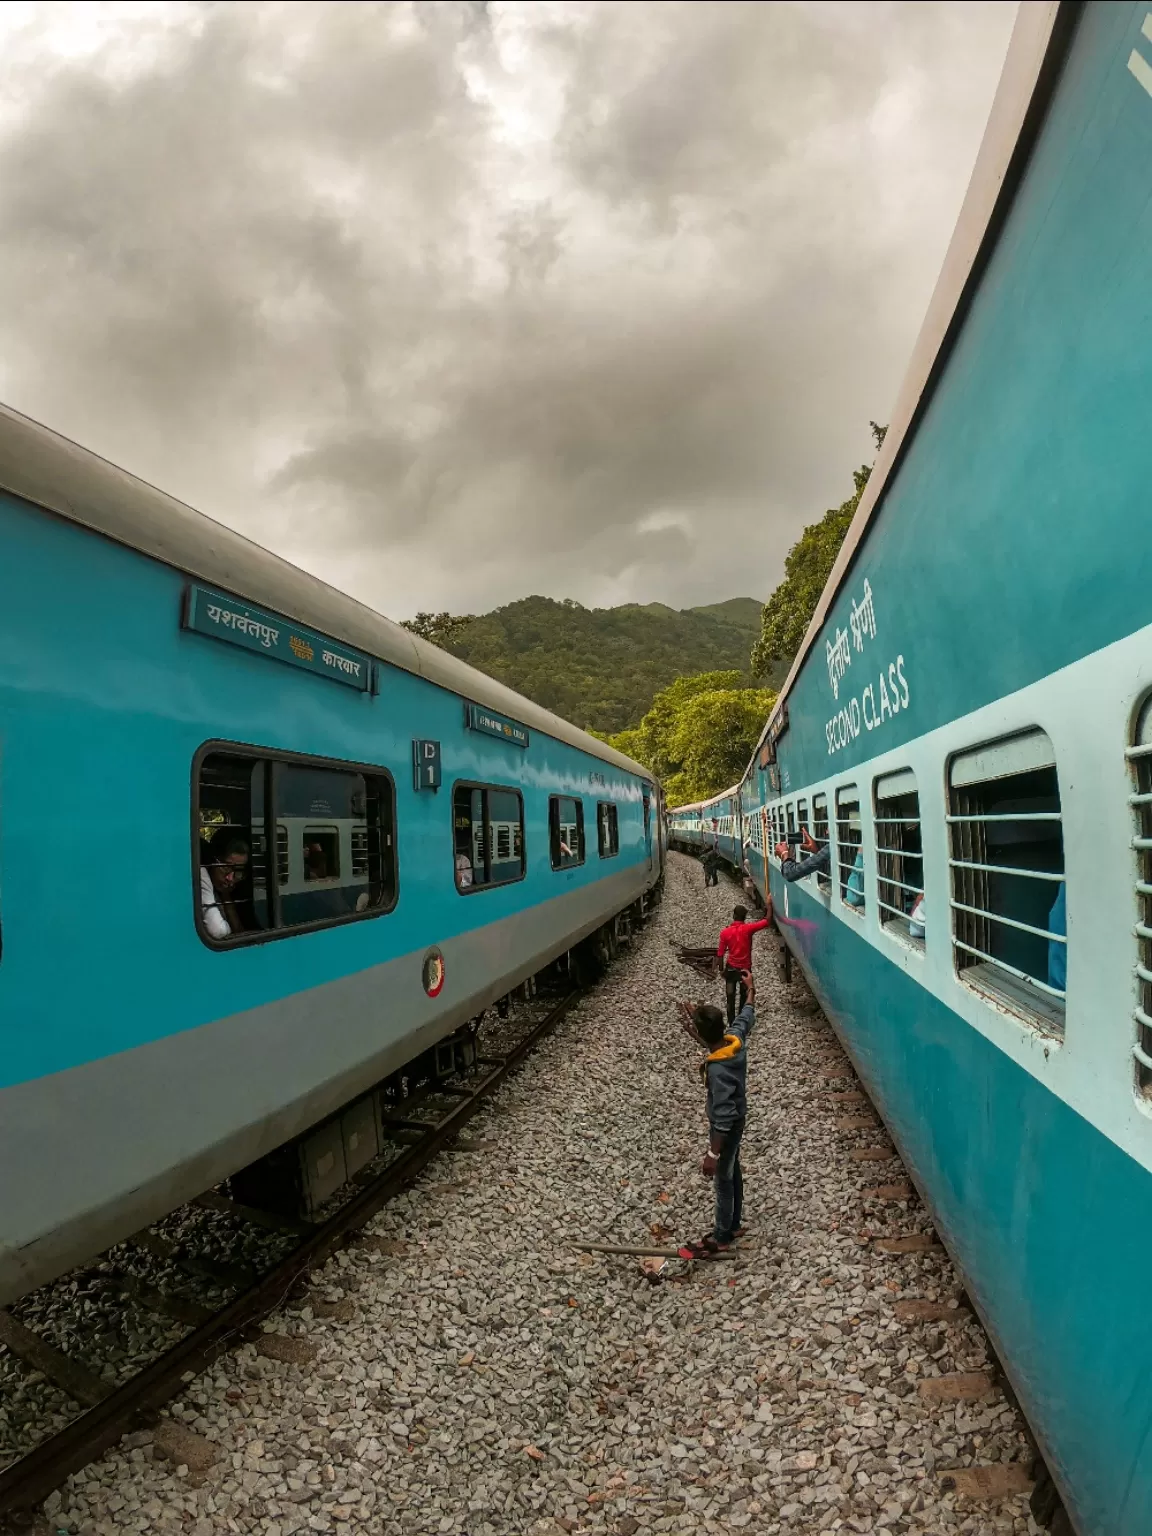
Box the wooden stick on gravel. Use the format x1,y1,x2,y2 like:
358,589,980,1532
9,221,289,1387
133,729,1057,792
571,1242,737,1261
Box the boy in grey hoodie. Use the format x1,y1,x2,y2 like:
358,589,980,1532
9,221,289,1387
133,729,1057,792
676,969,756,1257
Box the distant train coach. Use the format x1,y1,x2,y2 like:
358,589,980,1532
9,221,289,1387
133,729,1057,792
0,401,664,1308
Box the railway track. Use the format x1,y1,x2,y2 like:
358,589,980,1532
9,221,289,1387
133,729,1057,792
0,979,589,1529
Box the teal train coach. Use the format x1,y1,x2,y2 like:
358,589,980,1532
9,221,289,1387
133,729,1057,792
0,410,664,1308
671,5,1152,1530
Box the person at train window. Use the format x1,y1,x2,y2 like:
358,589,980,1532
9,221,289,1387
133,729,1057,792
455,851,474,889
716,903,771,1023
845,849,866,909
675,968,757,1258
1047,882,1067,992
200,833,250,940
776,827,830,881
909,892,926,939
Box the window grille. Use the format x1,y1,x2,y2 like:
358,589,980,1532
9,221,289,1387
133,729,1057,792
835,785,865,913
947,730,1065,1032
1128,699,1152,1094
351,826,369,879
812,792,830,892
874,769,923,950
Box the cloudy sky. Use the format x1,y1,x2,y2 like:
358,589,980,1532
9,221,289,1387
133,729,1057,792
0,1,1016,620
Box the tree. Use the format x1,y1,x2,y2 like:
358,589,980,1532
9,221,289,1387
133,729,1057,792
603,671,776,803
400,611,475,649
751,422,887,680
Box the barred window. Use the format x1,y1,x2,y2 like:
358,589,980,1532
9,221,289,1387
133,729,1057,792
812,792,831,892
874,770,923,950
948,730,1065,1032
835,785,865,913
1129,699,1152,1094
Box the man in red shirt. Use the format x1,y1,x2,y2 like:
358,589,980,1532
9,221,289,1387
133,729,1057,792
717,903,771,1022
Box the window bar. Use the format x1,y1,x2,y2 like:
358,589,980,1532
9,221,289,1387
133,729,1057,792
946,812,1062,823
949,898,1066,946
1126,742,1152,760
877,897,922,924
949,858,1065,882
1136,963,1152,986
952,936,1067,1000
1133,1040,1152,1071
876,872,925,897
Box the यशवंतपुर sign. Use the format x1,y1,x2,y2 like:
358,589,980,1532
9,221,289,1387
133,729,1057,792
182,585,375,692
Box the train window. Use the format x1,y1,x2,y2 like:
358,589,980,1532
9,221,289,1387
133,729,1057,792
1129,698,1152,1097
453,783,525,892
550,795,585,870
812,792,831,893
874,770,923,950
303,827,340,882
835,785,865,913
797,798,809,834
947,730,1065,1033
195,748,395,945
786,802,796,836
597,802,619,858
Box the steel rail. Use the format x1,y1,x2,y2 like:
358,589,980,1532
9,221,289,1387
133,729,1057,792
0,986,583,1523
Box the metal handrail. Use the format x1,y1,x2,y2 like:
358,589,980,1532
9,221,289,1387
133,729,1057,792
946,812,1062,823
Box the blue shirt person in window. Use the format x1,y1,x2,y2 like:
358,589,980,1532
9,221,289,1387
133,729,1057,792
844,849,866,909
1047,881,1067,992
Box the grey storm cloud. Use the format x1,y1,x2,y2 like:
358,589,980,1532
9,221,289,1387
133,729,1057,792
0,1,1016,619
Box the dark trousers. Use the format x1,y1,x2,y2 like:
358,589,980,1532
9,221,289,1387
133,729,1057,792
723,967,747,1024
713,1118,745,1243
704,865,718,886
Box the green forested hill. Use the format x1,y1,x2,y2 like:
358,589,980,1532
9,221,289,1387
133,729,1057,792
441,595,762,736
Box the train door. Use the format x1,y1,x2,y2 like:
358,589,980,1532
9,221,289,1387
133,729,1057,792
642,789,654,876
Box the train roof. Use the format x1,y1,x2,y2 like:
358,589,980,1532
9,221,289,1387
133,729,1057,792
748,0,1074,775
0,399,655,784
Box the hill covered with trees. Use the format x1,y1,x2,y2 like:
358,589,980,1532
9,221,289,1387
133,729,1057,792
403,595,762,736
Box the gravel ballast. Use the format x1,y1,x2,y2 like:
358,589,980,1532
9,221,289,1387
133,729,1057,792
40,852,1041,1535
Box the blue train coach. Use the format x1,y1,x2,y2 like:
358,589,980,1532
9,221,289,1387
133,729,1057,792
0,402,664,1307
674,4,1152,1529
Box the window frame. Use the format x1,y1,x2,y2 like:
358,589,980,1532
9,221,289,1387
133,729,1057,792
451,779,527,895
946,729,1066,1033
192,739,398,950
550,794,587,870
812,791,831,893
596,800,620,859
835,784,865,915
873,769,924,952
1128,696,1152,1097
